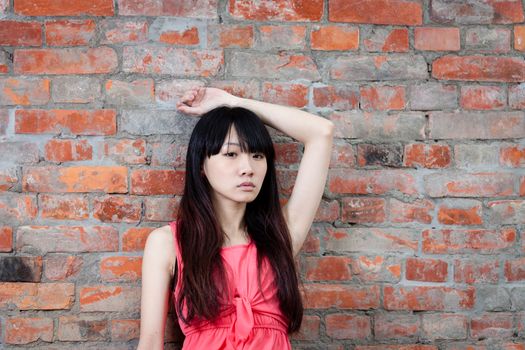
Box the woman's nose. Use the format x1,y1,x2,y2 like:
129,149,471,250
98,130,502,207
239,154,254,176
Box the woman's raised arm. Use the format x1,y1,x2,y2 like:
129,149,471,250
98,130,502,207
177,87,334,256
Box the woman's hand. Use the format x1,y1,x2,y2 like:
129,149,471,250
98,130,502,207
176,87,239,116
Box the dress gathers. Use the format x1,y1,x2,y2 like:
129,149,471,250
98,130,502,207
169,221,292,350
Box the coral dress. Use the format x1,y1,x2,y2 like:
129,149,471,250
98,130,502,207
169,222,292,350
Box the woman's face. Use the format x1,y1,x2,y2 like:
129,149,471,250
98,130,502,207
202,126,267,205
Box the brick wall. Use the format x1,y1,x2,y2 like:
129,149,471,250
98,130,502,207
1,0,525,349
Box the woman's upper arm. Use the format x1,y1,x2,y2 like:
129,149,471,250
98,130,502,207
137,226,175,349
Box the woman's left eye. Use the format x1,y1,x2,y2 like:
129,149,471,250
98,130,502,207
253,154,265,159
225,152,236,157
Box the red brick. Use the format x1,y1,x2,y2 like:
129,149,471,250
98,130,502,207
356,346,436,350
100,19,148,44
437,202,483,225
351,256,402,282
291,315,319,341
329,0,422,25
389,198,434,224
262,82,308,108
0,78,50,105
363,28,409,52
259,25,306,50
0,168,18,192
521,177,525,197
505,257,525,282
360,85,405,111
111,319,140,341
313,85,359,110
454,259,499,284
303,256,352,281
15,0,114,15
460,85,506,110
45,139,92,162
422,228,516,254
40,194,89,220
80,285,140,312
131,169,184,195
208,24,253,48
0,20,42,46
229,0,323,21
313,199,339,222
325,314,371,340
0,226,12,252
329,169,417,195
277,169,297,196
0,194,37,221
57,315,109,341
14,47,117,75
0,52,8,73
44,255,83,281
516,25,525,51
414,27,460,51
122,227,155,251
500,145,525,167
433,55,525,82
383,286,475,311
93,195,142,223
5,317,53,344
100,139,147,165
406,257,448,282
341,197,385,223
274,143,301,166
158,26,199,45
330,142,355,168
374,313,419,340
311,26,359,51
209,80,260,100
303,284,380,309
471,313,513,339
424,172,516,197
0,282,74,310
23,166,128,193
16,109,116,135
100,256,142,282
45,19,96,46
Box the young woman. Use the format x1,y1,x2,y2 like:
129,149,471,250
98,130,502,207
137,87,334,350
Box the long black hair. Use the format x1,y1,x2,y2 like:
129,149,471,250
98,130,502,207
175,106,303,332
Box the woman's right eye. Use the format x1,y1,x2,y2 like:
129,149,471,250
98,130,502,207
225,152,236,157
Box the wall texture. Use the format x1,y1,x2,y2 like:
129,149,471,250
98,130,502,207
1,0,525,349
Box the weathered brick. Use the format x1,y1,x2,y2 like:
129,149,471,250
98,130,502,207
16,225,118,254
454,143,500,169
477,286,512,312
209,80,260,100
99,139,147,165
422,228,516,254
100,19,148,44
404,143,451,169
408,82,458,110
15,47,118,75
430,0,524,24
0,20,42,46
362,28,409,52
388,198,434,224
207,24,253,49
0,226,13,252
149,18,200,45
131,169,185,195
330,55,428,81
311,26,359,51
430,112,525,139
330,141,356,168
0,256,42,282
325,226,418,253
516,25,525,51
356,346,436,350
471,313,514,339
341,197,386,223
23,166,127,193
51,76,101,104
0,167,18,192
144,197,180,222
329,0,422,25
360,85,405,111
259,25,306,50
329,111,426,140
230,52,320,80
313,84,359,110
291,315,319,341
329,169,417,195
121,110,197,136
262,82,308,108
313,199,340,222
509,83,525,109
0,282,74,310
44,139,93,162
414,27,460,51
44,254,83,281
433,56,525,82
273,142,301,166
45,19,96,46
0,142,39,164
357,143,402,167
118,0,217,17
421,314,467,340
16,109,116,135
437,200,483,225
0,51,8,73
383,286,475,310
406,257,448,282
155,79,206,108
303,256,352,281
105,79,154,105
100,256,142,282
122,227,155,251
460,85,506,110
325,314,371,340
465,27,511,53
93,195,142,223
229,0,323,21
351,256,401,283
151,142,187,167
15,0,114,15
5,317,53,344
374,313,419,340
454,258,499,284
58,315,109,341
424,172,516,197
80,285,140,312
123,46,222,77
40,194,89,220
505,258,525,282
487,200,525,224
0,78,49,105
0,194,37,223
303,284,380,309
111,319,140,341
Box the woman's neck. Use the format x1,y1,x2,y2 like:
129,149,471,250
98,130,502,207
212,196,248,244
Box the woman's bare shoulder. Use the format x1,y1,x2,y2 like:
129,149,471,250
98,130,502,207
144,224,176,278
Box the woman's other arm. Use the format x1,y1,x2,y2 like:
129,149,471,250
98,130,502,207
177,87,334,256
137,226,175,350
